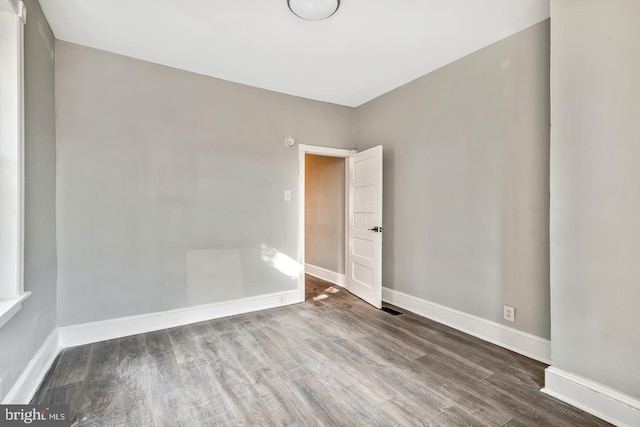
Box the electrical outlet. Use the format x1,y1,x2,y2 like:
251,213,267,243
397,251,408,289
503,305,515,322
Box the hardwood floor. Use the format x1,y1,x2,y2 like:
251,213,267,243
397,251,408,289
32,275,610,426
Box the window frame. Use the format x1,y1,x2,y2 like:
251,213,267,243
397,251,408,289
0,0,29,329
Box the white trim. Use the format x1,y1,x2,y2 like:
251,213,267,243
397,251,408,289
302,144,354,158
382,287,551,364
17,1,26,23
0,6,25,308
58,290,300,348
305,263,346,287
17,0,25,292
0,291,30,329
2,329,60,404
542,367,640,427
297,144,306,303
343,155,350,292
3,290,300,403
297,144,355,303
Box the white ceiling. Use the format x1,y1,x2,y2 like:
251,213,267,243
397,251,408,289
39,0,549,107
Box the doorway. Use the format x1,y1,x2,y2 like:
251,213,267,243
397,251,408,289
304,152,347,300
297,145,351,302
297,144,383,308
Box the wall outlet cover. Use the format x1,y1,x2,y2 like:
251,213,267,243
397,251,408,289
504,305,515,322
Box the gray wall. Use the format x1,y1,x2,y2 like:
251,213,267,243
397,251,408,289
55,42,355,326
355,21,551,338
550,1,640,398
0,0,57,401
305,154,345,274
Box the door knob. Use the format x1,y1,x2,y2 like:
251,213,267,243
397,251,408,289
368,226,384,232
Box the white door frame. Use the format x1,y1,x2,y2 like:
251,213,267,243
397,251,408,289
297,144,356,302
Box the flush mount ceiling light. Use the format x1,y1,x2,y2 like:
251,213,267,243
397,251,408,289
288,0,340,21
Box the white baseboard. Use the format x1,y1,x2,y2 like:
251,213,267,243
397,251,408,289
2,330,60,404
542,367,640,427
4,290,299,403
58,290,299,349
382,288,551,364
305,264,346,288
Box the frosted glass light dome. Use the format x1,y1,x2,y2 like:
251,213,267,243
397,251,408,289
288,0,339,21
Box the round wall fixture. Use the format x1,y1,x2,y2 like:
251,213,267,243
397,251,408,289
288,0,340,21
284,136,296,147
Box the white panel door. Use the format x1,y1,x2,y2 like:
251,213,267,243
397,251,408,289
347,145,383,308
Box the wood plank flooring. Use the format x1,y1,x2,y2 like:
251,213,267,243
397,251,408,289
32,275,610,426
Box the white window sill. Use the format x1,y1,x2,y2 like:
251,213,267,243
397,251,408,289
0,292,31,329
